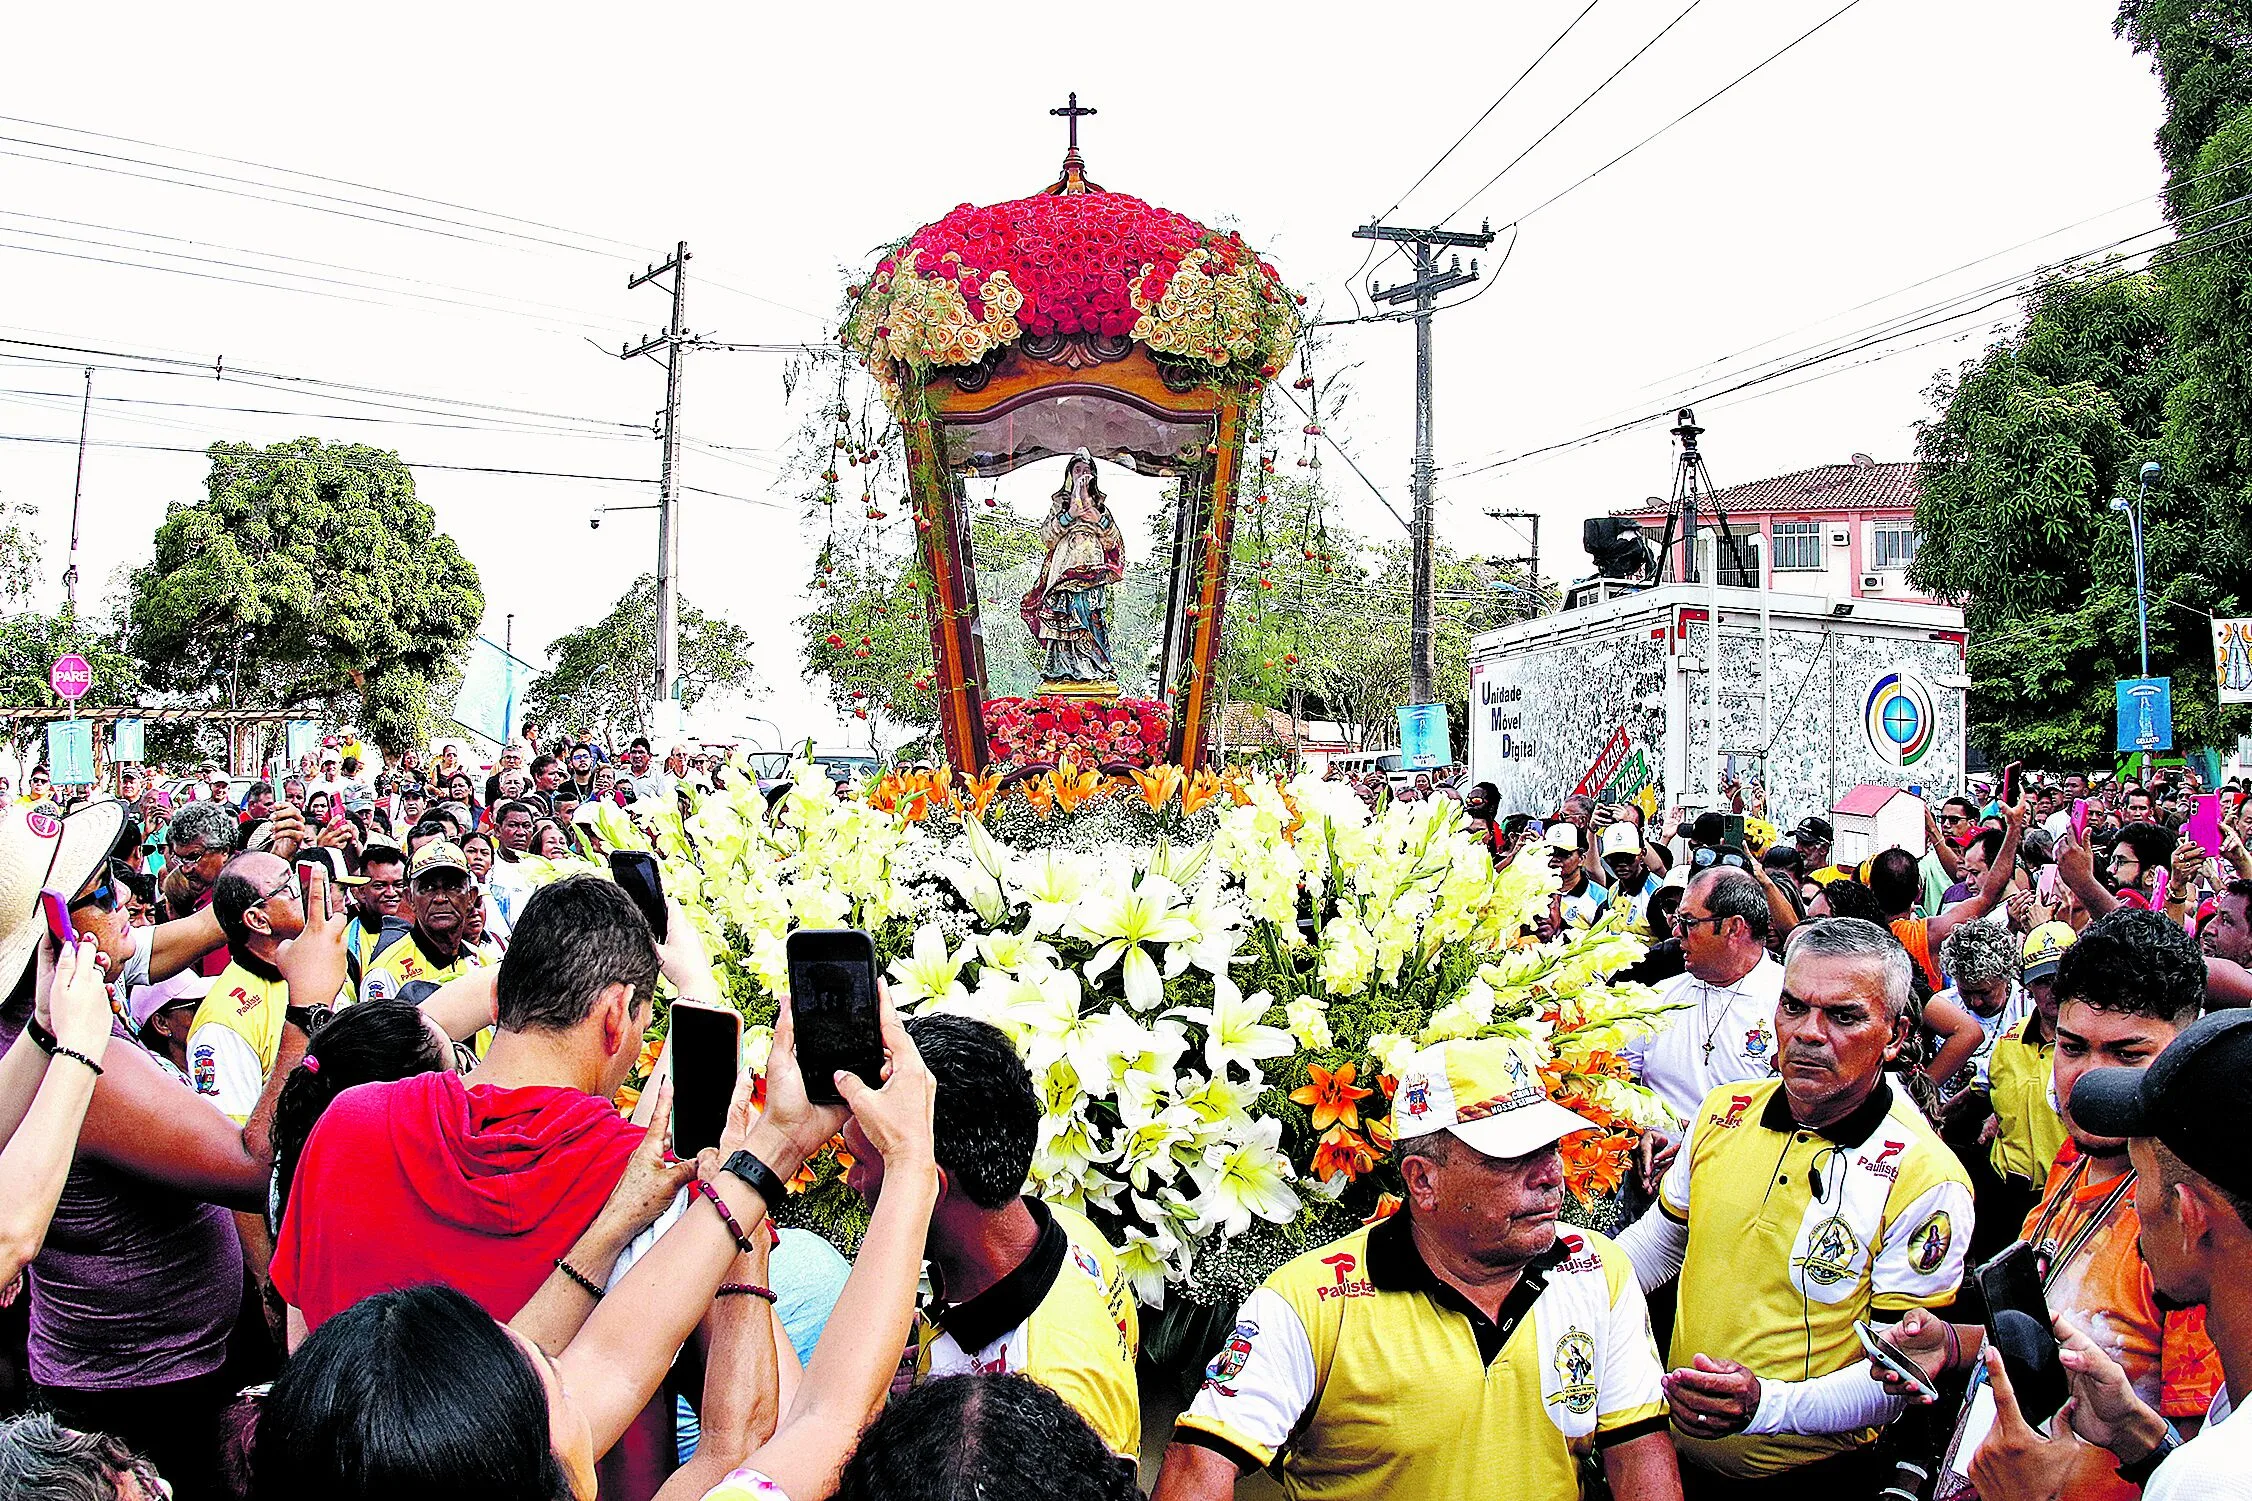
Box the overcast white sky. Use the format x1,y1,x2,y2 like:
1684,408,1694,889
0,0,2166,751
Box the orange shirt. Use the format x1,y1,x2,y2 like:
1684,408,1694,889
2016,1149,2221,1501
1890,917,1943,993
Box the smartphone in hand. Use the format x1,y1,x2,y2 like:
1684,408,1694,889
668,1000,742,1159
608,850,668,942
39,888,74,948
785,928,884,1106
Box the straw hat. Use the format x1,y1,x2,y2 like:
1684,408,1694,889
0,799,127,1000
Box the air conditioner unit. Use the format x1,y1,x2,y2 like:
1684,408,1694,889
1829,528,1851,545
1860,573,1884,591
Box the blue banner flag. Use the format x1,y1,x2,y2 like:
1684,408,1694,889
2116,677,2174,754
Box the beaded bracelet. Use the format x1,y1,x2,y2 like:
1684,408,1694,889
50,1046,102,1077
716,1283,778,1303
553,1257,604,1299
693,1178,757,1255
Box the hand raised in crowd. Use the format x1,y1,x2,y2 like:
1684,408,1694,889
1664,1353,1762,1438
278,865,350,1010
267,802,307,862
654,896,720,1004
2053,827,2096,892
314,816,358,854
2003,887,2038,935
2222,823,2252,881
47,935,114,1064
2170,839,2208,893
833,990,937,1175
601,1079,698,1234
741,1000,848,1173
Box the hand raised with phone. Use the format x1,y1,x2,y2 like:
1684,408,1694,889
47,936,114,1064
745,1001,848,1171
833,989,936,1174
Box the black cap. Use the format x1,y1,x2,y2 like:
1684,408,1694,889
2070,1009,2252,1200
1791,815,1834,844
1691,812,1726,846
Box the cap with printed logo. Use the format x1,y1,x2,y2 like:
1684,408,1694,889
1598,823,1642,861
2070,1009,2252,1200
409,840,471,882
1543,823,1583,854
1389,1037,1596,1161
2020,921,2077,983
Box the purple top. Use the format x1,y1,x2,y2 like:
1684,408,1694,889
0,1000,242,1390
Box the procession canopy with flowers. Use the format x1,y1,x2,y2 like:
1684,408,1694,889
839,123,1301,774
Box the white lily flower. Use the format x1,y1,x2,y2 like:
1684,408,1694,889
887,924,973,1011
1173,980,1295,1077
1118,1221,1183,1305
974,931,1054,973
1164,877,1248,979
1188,1116,1302,1237
1078,873,1200,1011
1111,1099,1199,1192
1017,850,1089,935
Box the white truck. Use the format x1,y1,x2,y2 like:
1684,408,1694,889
1466,581,1970,824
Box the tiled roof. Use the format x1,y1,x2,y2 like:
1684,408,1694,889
1613,460,1921,517
1836,783,1913,816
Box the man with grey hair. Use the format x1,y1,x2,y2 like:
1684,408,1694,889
1626,867,1786,1129
1617,918,1975,1496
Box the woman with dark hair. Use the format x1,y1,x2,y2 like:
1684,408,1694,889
304,790,332,827
533,820,570,859
254,1000,942,1501
267,1001,451,1236
443,771,482,828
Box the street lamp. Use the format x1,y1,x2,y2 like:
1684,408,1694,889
2111,460,2162,679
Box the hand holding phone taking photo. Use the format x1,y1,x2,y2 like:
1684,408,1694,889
786,928,885,1105
668,1000,741,1159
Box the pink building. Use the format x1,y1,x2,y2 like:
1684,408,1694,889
1611,454,1934,605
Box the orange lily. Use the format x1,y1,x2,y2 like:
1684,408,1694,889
1021,776,1054,820
1361,1192,1405,1226
1129,763,1186,811
1310,1124,1380,1183
1220,768,1253,807
928,763,957,811
1050,759,1102,813
962,770,1003,820
1181,768,1226,816
1559,1129,1633,1201
1364,1111,1396,1153
1290,1061,1375,1132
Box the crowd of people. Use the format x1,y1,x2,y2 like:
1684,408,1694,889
0,726,2246,1500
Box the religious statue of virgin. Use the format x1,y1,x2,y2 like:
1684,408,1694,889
1019,449,1126,688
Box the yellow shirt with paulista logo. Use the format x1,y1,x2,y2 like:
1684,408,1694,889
358,922,483,1007
912,1199,1139,1460
1175,1214,1667,1500
1661,1077,1974,1479
186,959,291,1125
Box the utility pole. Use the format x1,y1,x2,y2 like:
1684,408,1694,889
620,242,691,722
1484,508,1541,619
63,367,92,616
1354,220,1493,706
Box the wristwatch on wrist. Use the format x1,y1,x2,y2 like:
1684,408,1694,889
721,1149,789,1210
284,1005,324,1033
2115,1420,2183,1487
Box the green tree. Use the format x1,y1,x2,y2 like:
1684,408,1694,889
127,439,483,757
526,574,760,747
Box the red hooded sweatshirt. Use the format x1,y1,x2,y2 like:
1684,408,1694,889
271,1069,641,1331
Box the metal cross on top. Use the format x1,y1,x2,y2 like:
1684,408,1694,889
1050,92,1096,153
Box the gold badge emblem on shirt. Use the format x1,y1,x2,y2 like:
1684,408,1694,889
1551,1328,1599,1415
1795,1215,1864,1287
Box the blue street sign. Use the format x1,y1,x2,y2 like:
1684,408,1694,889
111,718,144,763
2116,677,2174,753
46,720,94,786
1397,703,1452,770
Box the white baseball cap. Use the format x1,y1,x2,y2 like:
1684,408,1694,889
1390,1037,1596,1161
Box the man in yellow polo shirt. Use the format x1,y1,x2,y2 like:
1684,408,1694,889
187,851,309,1123
1617,916,1974,1497
838,1013,1140,1466
358,840,483,1006
1155,1036,1678,1501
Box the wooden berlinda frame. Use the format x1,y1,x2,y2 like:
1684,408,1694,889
901,340,1251,775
